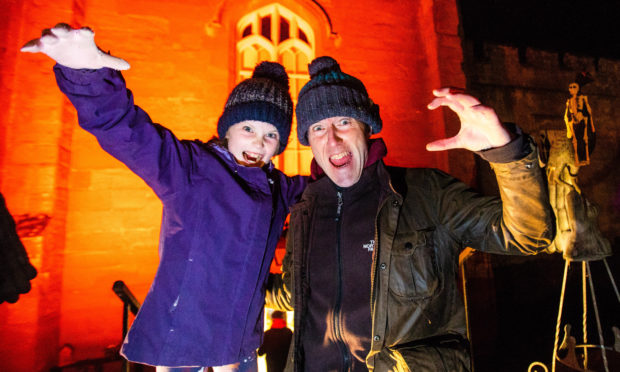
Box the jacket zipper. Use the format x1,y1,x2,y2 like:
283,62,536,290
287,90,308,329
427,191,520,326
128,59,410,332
334,190,351,371
369,187,398,361
369,196,390,312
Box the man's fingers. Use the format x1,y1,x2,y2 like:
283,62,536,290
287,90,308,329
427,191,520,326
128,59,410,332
432,87,466,97
426,136,459,152
427,96,465,113
432,87,452,97
429,88,481,111
451,93,481,107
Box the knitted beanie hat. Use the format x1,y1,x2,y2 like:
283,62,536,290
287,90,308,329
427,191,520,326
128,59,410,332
295,56,382,146
217,61,293,155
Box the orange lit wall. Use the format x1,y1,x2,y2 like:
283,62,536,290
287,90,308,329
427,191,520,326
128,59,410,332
0,0,465,370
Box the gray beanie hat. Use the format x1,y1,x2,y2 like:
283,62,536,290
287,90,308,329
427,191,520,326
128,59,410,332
295,56,382,146
217,61,293,155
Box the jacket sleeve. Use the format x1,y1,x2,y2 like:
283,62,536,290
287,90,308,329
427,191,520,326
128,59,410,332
53,64,198,200
284,175,308,207
430,137,555,255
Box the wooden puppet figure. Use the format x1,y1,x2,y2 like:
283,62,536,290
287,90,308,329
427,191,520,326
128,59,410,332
564,73,595,166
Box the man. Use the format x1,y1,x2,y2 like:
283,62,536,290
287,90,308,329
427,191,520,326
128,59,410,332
266,56,554,371
258,311,293,372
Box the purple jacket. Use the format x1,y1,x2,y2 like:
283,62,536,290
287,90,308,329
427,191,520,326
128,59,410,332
54,65,306,367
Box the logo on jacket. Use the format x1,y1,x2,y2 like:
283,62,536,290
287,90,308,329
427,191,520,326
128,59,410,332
363,239,375,252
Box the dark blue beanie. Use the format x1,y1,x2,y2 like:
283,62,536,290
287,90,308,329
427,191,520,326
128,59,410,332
295,56,382,146
217,61,293,154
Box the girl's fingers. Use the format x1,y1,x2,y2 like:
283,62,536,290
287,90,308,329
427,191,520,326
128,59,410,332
51,23,72,36
20,39,42,52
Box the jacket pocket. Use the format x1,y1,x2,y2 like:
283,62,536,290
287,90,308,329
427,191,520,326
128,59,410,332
388,229,441,300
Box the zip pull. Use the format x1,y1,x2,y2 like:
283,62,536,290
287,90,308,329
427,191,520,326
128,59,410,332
336,191,343,219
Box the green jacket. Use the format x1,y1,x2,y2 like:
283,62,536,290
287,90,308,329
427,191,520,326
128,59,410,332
266,144,554,371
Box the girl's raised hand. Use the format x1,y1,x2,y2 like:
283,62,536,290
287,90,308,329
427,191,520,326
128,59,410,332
21,23,130,71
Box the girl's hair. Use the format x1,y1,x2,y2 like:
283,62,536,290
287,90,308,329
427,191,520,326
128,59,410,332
208,136,227,149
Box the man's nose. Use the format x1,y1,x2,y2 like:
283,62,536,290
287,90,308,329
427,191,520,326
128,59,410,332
326,127,342,144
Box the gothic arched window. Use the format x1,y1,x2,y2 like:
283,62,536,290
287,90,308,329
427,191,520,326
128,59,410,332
237,4,315,175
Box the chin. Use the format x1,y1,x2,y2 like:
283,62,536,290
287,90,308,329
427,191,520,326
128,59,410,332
332,176,358,188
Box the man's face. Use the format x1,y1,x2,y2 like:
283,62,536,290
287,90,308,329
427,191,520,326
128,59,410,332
225,120,280,167
307,117,369,188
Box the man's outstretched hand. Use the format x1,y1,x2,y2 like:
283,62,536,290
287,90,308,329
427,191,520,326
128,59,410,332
426,88,512,152
21,23,130,71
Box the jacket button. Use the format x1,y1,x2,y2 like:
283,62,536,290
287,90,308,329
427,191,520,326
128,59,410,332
404,242,413,249
392,200,399,208
525,163,533,169
374,335,381,341
380,263,387,270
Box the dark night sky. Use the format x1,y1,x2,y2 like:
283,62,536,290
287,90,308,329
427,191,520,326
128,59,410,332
459,0,620,60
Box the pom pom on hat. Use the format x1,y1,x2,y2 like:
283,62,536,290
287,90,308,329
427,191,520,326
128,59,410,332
252,61,289,90
308,56,341,78
295,56,382,146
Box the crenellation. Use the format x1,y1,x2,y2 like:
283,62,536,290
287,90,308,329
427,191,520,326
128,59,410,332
524,48,559,70
465,41,620,96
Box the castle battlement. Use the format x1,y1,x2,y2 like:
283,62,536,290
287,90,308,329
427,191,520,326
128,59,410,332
463,41,620,95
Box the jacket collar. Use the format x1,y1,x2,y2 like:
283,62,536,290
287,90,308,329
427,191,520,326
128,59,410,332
206,140,275,192
207,140,275,173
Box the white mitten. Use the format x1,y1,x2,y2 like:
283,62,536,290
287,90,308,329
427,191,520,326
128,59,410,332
21,23,130,70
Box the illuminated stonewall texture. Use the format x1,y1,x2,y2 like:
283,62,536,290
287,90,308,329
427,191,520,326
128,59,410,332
0,0,463,370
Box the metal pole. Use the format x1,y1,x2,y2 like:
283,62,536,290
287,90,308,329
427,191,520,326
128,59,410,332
552,260,570,372
602,258,620,304
122,303,130,372
582,261,588,369
586,262,610,372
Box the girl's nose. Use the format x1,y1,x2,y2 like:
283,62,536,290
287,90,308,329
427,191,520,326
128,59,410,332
253,135,264,147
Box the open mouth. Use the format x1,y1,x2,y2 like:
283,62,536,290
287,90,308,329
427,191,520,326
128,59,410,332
242,151,263,165
329,152,352,168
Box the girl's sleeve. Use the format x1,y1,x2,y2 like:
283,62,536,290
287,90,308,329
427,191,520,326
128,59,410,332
284,175,308,207
53,64,197,199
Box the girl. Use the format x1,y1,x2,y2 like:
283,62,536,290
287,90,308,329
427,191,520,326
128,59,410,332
22,24,306,372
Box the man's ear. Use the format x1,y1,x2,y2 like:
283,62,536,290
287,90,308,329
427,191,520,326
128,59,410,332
363,123,372,139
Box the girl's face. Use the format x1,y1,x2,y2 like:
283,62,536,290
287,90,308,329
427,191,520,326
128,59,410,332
225,120,280,167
